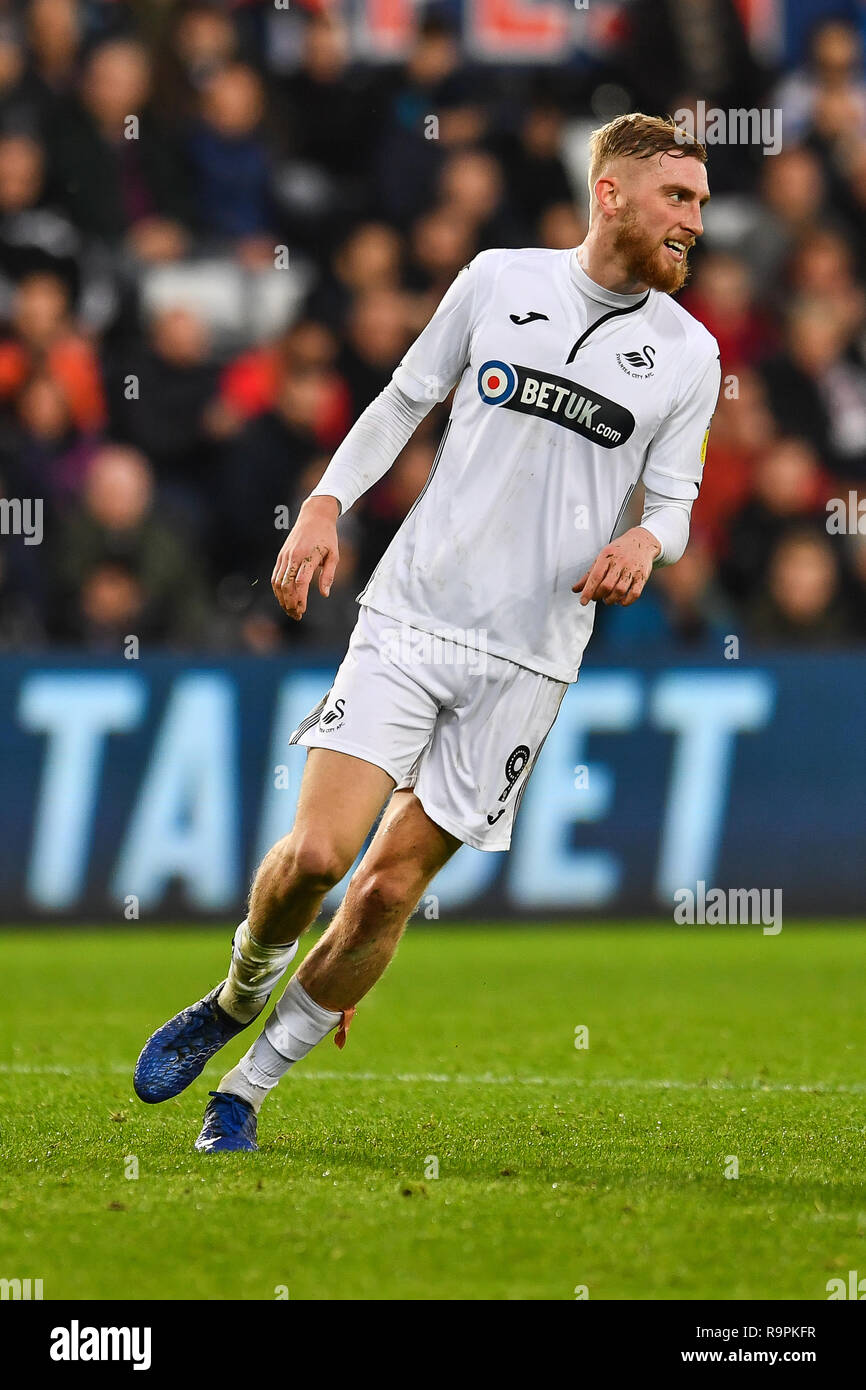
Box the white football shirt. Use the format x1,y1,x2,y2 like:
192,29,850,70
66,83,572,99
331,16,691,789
325,247,721,684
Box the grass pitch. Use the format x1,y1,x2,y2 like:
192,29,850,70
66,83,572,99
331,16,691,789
1,923,864,1301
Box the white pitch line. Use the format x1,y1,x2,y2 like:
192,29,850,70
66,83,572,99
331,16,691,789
0,1062,863,1095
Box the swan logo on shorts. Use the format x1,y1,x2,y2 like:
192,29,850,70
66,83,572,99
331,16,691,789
477,360,635,448
477,360,518,405
319,697,346,732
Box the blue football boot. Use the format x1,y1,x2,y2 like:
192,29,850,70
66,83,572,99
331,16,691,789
195,1091,258,1152
134,983,257,1104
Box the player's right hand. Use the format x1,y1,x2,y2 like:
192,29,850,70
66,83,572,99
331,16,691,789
272,495,340,621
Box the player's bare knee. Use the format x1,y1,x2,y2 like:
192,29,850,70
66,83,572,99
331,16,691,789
350,864,420,923
275,833,349,898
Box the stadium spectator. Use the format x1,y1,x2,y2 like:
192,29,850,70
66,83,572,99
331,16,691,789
305,222,404,332
830,133,866,262
0,19,39,135
746,528,856,646
151,2,241,126
490,99,575,238
785,228,866,332
437,148,524,250
26,0,82,111
760,297,866,479
0,271,105,433
50,39,191,258
338,288,412,419
216,317,350,448
690,369,778,553
375,15,487,226
73,557,150,651
278,10,382,233
105,305,218,522
0,133,82,298
773,17,866,145
216,365,328,578
743,147,828,289
404,206,476,325
1,370,98,509
721,437,832,603
52,443,211,647
680,252,776,369
187,62,275,254
623,0,766,192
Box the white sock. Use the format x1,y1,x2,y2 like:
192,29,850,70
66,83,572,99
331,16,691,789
217,920,298,1024
219,976,342,1111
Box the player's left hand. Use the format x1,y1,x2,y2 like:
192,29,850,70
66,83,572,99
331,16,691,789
573,526,662,607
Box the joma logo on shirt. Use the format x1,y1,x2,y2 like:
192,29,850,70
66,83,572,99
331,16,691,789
477,361,634,448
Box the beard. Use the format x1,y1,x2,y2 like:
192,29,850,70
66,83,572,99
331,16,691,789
613,203,692,294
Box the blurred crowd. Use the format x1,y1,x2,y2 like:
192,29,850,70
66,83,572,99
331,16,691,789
1,0,865,655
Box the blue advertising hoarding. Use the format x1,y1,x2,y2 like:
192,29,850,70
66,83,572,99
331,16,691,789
0,648,862,921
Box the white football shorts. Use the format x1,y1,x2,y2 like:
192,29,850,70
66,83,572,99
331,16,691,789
290,604,567,851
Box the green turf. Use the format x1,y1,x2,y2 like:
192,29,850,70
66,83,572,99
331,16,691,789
1,923,864,1301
